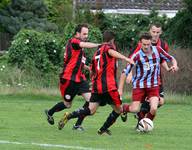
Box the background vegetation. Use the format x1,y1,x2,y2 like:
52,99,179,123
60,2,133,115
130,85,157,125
0,0,191,94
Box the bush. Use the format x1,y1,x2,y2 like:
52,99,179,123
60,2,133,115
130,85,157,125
8,29,63,73
166,0,192,48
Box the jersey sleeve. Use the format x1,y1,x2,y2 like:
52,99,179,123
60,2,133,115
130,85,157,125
71,38,81,50
157,46,173,62
160,40,169,63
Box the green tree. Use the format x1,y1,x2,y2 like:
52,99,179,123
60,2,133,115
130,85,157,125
166,0,192,48
45,0,73,34
0,0,10,9
0,0,58,35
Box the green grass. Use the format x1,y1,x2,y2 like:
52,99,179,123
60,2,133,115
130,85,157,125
0,94,192,150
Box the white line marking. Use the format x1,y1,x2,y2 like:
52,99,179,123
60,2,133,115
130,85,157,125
0,140,105,150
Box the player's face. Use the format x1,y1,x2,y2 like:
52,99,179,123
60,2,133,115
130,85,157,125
79,27,89,41
141,39,151,53
149,26,162,43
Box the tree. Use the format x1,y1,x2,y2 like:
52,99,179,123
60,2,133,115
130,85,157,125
0,0,58,35
166,0,192,48
45,0,73,34
0,0,10,9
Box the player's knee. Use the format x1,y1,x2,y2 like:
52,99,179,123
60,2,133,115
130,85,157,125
159,98,165,106
130,105,140,113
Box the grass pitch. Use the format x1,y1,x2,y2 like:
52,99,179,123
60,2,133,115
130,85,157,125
0,94,192,150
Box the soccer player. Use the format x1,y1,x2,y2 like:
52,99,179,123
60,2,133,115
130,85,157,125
120,23,171,122
44,24,100,131
57,30,134,135
119,33,178,129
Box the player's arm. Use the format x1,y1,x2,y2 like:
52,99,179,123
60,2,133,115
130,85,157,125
161,61,170,72
126,71,133,84
79,42,100,48
169,57,179,72
108,49,134,64
118,64,134,97
118,72,126,97
159,47,179,72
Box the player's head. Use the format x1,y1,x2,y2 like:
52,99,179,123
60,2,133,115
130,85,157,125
140,32,152,53
74,24,89,41
103,30,115,43
149,23,162,43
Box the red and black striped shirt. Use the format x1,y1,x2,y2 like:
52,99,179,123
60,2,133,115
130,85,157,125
91,43,118,93
60,38,86,82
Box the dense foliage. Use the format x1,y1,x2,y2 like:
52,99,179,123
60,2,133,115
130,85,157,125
45,0,72,34
75,10,170,53
0,0,58,35
8,29,63,73
166,0,192,48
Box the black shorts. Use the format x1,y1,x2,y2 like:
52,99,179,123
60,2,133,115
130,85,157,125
90,90,122,107
159,85,164,98
60,78,90,102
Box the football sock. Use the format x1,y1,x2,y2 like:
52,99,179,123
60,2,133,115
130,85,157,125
99,110,120,131
68,107,91,120
146,112,155,120
140,101,150,113
137,111,146,120
75,102,89,126
48,102,66,116
122,103,130,113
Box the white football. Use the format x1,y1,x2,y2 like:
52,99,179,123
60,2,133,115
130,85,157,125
138,118,154,132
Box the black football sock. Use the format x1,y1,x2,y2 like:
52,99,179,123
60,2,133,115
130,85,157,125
140,101,150,113
68,107,91,120
137,101,150,120
48,102,67,116
75,102,89,126
99,110,120,131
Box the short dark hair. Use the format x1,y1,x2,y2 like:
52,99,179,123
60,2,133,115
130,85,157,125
74,23,89,33
149,22,162,29
103,30,115,42
139,32,152,41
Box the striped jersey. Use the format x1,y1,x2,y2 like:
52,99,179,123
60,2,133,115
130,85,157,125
91,43,118,93
124,46,173,89
60,38,86,82
130,38,169,85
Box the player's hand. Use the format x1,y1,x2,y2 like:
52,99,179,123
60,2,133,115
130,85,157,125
126,73,132,84
126,58,134,65
169,65,179,73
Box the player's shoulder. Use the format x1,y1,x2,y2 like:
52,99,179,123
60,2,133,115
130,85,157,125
71,37,81,44
159,38,169,51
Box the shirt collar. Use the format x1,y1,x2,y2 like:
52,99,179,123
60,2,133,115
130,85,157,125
140,46,154,56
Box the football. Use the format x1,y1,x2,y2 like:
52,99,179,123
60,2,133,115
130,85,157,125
138,118,154,132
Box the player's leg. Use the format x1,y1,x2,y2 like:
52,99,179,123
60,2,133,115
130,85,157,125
146,96,159,120
58,93,100,130
135,99,150,121
158,85,165,107
98,91,121,135
145,87,160,120
121,88,144,114
73,81,91,131
45,79,78,125
136,85,164,121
